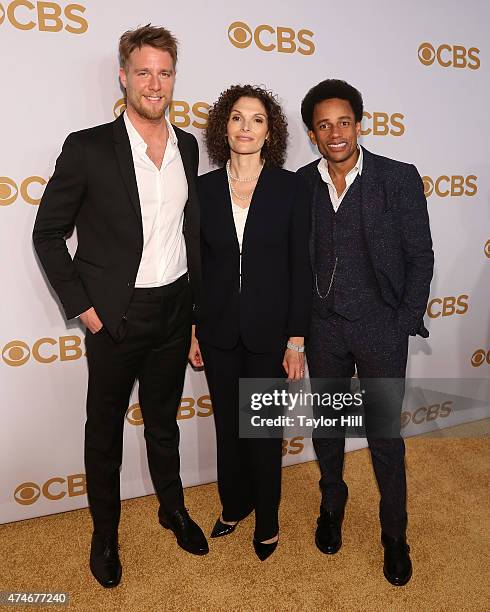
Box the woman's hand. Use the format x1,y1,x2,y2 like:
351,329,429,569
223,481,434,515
282,336,305,381
188,325,204,368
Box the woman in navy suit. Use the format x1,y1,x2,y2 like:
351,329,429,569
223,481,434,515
189,85,311,560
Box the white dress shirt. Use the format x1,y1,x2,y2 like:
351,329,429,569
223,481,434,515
124,112,188,287
317,146,363,212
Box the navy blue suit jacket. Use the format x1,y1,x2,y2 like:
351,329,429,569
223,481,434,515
297,146,434,337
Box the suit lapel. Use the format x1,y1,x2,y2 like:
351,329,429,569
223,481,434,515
215,167,240,255
310,170,329,269
112,114,142,224
241,166,269,254
175,128,194,197
359,146,386,254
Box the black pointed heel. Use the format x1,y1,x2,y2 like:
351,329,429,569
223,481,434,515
210,517,238,538
253,538,278,561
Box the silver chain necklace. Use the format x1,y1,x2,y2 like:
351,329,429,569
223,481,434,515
315,257,338,299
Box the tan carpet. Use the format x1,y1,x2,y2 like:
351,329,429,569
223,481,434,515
1,436,488,612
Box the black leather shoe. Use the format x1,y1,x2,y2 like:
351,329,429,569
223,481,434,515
210,517,238,538
253,538,278,561
159,508,209,555
381,533,412,586
315,509,344,555
89,532,122,588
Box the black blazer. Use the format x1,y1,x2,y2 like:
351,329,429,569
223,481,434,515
297,146,434,337
196,166,312,353
32,114,201,341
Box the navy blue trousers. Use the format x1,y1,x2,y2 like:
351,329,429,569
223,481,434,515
307,304,409,537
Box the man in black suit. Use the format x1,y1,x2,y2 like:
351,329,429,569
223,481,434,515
297,79,433,586
33,25,207,588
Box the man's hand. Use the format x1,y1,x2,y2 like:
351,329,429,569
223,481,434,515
80,307,103,334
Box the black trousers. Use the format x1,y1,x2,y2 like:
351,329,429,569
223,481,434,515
200,339,285,542
307,305,409,537
84,274,192,536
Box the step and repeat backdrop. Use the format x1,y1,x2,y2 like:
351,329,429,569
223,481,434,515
1,0,489,523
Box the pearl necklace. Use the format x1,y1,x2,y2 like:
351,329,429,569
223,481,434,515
226,159,264,182
226,160,264,200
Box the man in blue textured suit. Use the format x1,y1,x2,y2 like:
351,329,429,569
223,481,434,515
297,79,433,586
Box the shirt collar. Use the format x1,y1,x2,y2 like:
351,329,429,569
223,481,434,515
123,110,178,150
317,145,363,183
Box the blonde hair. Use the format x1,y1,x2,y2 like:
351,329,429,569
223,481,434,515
119,24,178,70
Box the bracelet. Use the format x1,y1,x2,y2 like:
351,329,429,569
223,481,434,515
287,341,305,353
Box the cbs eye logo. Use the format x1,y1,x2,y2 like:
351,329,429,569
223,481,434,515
126,403,144,426
14,474,86,505
471,349,490,368
228,21,315,55
114,98,210,129
113,98,126,118
1,336,84,366
422,175,477,198
0,1,87,33
0,176,46,206
484,240,490,259
418,42,480,70
13,481,41,505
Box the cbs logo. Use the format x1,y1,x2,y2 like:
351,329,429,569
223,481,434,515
14,474,86,505
426,295,469,319
418,42,480,70
126,395,213,425
0,1,87,33
1,336,84,367
282,436,304,456
361,112,404,136
0,176,47,206
114,98,210,129
484,240,490,259
228,21,314,55
401,401,452,428
471,349,490,368
422,175,477,198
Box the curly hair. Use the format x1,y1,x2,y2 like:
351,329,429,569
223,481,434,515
204,84,288,168
301,79,364,129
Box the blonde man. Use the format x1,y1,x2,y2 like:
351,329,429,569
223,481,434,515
33,25,206,588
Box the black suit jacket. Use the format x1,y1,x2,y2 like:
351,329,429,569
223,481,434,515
32,113,201,341
196,166,312,353
297,146,434,337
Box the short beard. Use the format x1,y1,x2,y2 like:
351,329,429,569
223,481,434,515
127,92,167,122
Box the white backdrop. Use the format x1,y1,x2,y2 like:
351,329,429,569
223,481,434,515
1,0,489,523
